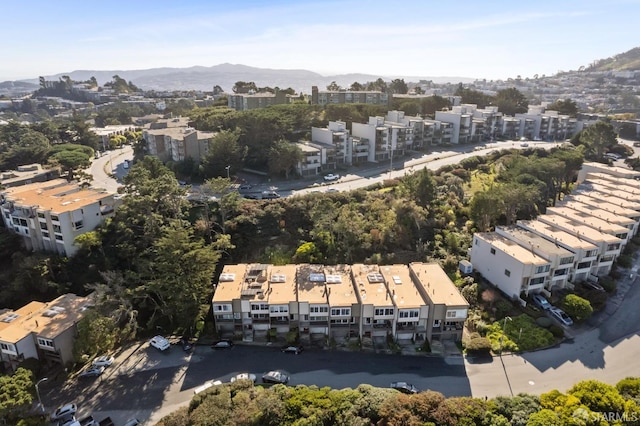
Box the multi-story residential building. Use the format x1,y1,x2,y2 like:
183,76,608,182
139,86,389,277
0,293,94,371
515,106,576,141
294,143,323,177
144,126,214,163
582,171,640,189
311,121,355,165
378,264,428,341
518,220,600,284
212,263,468,345
470,233,552,300
311,87,390,107
471,106,503,141
537,214,623,277
408,262,468,342
351,264,397,339
227,90,290,111
501,116,522,140
566,194,640,234
559,199,638,237
0,164,60,188
351,116,414,164
0,179,116,256
385,111,425,150
496,226,574,293
546,206,631,244
435,106,473,144
576,187,640,212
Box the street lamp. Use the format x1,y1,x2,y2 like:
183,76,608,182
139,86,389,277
225,165,230,180
35,377,48,413
499,316,512,354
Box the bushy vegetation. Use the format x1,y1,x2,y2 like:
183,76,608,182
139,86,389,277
156,378,640,426
562,294,593,321
484,315,555,353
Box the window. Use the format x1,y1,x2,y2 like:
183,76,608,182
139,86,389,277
73,220,84,230
553,268,567,277
53,225,61,233
490,248,496,255
310,306,328,313
586,249,598,257
529,277,545,285
330,308,351,316
37,212,45,219
560,256,574,265
12,217,19,226
577,261,591,269
0,343,15,352
504,269,511,277
375,308,394,316
37,338,54,349
269,305,288,313
310,315,327,322
40,222,47,230
250,304,269,311
433,320,441,328
51,215,59,222
399,310,419,318
607,243,621,251
535,265,550,274
55,235,63,241
446,311,457,318
19,218,27,227
215,305,231,311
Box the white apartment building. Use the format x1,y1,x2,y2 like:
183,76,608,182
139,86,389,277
496,226,574,293
559,199,638,237
566,194,640,234
470,233,552,300
546,206,631,244
385,111,426,149
1,180,116,256
435,106,473,144
295,143,322,177
518,220,600,284
311,121,356,165
537,214,623,277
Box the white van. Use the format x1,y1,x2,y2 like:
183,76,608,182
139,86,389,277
123,160,130,169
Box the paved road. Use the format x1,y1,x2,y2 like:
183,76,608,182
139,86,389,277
89,146,133,193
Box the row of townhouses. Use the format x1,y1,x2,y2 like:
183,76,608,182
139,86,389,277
212,262,469,345
470,163,640,302
0,293,94,371
0,179,118,256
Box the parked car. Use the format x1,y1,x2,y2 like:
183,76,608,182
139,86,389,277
531,294,552,310
243,193,260,199
92,355,114,368
150,335,170,351
193,379,223,394
230,372,257,383
51,403,77,422
261,190,280,199
281,345,303,354
582,280,605,292
634,142,640,147
323,173,340,181
262,370,290,384
211,339,234,349
239,184,253,190
550,307,574,326
79,366,105,378
520,142,529,147
390,382,420,394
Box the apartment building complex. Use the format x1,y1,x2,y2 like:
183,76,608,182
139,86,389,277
212,262,468,345
0,293,94,371
470,165,640,303
143,125,214,164
311,86,390,107
227,90,291,111
0,179,117,256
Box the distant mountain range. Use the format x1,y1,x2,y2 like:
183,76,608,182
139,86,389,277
13,63,475,93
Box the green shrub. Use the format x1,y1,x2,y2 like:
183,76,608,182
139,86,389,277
563,294,593,321
536,317,552,328
599,276,617,293
549,325,564,338
465,337,492,355
617,254,633,268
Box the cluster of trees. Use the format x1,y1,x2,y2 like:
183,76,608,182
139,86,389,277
454,85,530,116
326,78,410,94
157,378,640,426
232,81,296,95
0,118,100,174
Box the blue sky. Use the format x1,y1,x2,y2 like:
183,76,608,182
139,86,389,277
1,0,638,82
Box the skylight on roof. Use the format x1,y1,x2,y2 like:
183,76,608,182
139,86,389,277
0,313,19,323
367,273,384,283
392,275,402,284
219,273,236,282
325,274,342,284
309,273,325,282
270,274,286,283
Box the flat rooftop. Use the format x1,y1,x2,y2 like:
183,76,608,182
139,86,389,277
266,264,298,305
379,264,424,309
559,200,635,227
575,189,640,211
212,264,249,303
538,214,621,244
475,233,550,265
517,220,598,251
409,263,468,307
497,226,574,258
566,194,640,218
351,264,394,307
323,265,358,307
546,206,628,235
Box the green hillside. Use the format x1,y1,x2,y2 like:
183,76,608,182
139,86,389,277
586,46,640,71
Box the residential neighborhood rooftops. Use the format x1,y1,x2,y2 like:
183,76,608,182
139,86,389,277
586,172,640,190
539,214,622,244
517,220,598,251
496,226,574,258
474,233,551,265
577,188,640,211
567,194,640,218
351,264,394,307
559,200,636,227
213,264,250,303
2,179,113,213
546,206,629,235
379,264,424,309
409,262,468,307
266,264,298,305
0,294,93,343
586,178,640,196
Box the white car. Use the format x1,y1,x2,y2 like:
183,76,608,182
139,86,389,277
50,403,77,422
323,173,340,181
193,379,223,394
150,335,170,351
550,307,574,326
78,366,105,378
92,355,115,367
230,372,256,383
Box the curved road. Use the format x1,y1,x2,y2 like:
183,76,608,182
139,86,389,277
89,146,133,193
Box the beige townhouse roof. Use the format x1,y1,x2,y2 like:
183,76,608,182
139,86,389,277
0,294,93,343
323,264,358,307
567,195,640,218
351,264,394,307
539,214,622,244
378,264,424,309
213,264,249,303
497,226,574,258
266,264,298,305
297,264,331,305
559,200,636,227
518,220,598,251
576,188,640,211
546,206,628,235
408,262,468,307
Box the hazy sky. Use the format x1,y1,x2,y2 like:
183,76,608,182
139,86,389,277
1,0,638,82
